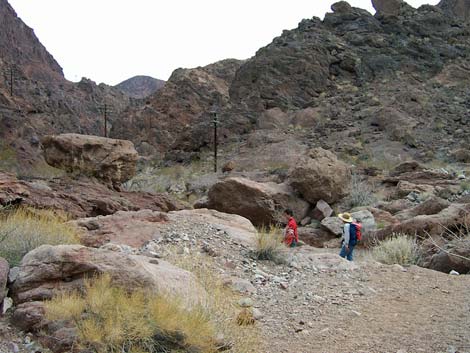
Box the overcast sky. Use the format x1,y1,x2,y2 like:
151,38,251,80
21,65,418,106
9,0,439,85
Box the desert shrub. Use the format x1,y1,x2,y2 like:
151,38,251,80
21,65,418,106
345,173,377,208
45,274,216,353
0,208,79,266
371,234,420,266
253,226,287,262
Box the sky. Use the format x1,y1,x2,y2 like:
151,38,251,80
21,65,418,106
9,0,439,85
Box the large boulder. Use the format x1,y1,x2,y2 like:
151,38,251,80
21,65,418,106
10,245,205,352
207,177,309,226
367,203,470,244
372,0,413,16
389,161,425,177
74,210,170,248
288,148,351,204
427,237,470,274
298,227,337,248
76,208,258,250
10,245,205,307
377,199,415,215
395,196,451,221
42,134,138,186
321,217,343,236
168,208,258,247
311,200,333,221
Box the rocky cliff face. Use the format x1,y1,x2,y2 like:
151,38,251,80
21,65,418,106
114,0,470,164
115,75,165,99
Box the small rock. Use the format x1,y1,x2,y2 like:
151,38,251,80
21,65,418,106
449,270,460,276
392,264,407,272
280,282,289,290
3,297,13,314
230,278,256,294
8,343,20,353
238,297,254,308
458,174,466,180
351,310,362,317
8,267,19,284
252,308,263,320
290,261,301,270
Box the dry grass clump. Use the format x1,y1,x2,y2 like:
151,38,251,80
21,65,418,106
253,226,287,262
0,207,79,266
45,274,216,353
169,251,261,353
236,308,255,326
371,234,420,266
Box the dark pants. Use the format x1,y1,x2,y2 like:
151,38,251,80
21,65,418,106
339,244,355,261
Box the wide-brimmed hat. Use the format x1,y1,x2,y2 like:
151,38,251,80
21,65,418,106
338,213,353,223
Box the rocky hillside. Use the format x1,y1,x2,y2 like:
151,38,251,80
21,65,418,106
115,75,165,99
112,0,470,168
0,0,130,174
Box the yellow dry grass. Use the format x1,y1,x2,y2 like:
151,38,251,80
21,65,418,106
254,226,287,262
45,274,217,353
0,207,79,266
169,251,262,353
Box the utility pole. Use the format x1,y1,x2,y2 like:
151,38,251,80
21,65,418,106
211,104,219,173
4,64,18,97
98,102,113,138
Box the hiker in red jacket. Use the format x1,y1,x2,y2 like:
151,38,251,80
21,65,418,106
283,209,298,247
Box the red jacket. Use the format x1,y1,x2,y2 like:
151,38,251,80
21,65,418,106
284,217,298,246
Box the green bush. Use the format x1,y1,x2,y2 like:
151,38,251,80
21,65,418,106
371,234,420,266
0,208,79,266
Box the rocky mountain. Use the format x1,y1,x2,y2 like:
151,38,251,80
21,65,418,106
115,75,165,99
111,0,470,168
0,0,130,174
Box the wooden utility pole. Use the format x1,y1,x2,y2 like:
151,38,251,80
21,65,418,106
98,102,113,138
211,105,219,173
4,64,18,97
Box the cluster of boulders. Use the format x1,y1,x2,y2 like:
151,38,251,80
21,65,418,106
202,148,351,227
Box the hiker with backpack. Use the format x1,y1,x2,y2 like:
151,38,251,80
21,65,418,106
283,209,298,247
338,213,362,261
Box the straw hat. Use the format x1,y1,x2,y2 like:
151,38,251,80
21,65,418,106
338,212,353,223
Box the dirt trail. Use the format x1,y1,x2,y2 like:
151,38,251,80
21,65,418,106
255,262,470,353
